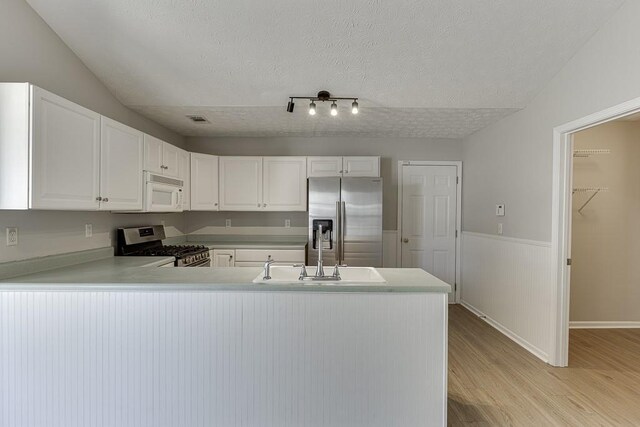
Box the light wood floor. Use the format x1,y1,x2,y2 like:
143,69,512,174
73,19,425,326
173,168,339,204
448,305,640,426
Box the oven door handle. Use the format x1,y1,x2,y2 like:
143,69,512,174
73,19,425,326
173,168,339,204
187,258,211,267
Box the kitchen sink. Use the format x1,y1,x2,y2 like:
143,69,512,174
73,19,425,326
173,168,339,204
252,265,387,284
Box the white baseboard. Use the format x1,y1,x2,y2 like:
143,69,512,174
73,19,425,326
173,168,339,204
569,321,640,329
461,301,549,363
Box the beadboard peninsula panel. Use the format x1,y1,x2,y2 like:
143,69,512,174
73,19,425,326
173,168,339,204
0,291,447,427
461,232,554,362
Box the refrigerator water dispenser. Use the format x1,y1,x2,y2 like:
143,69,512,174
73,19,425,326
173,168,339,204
312,219,333,250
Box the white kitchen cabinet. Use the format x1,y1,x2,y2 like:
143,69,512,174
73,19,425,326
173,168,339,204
212,249,235,267
307,156,343,177
143,134,163,174
99,117,144,211
163,143,181,178
263,157,307,211
190,153,219,211
342,156,380,177
306,156,380,178
235,249,305,264
179,149,191,210
0,83,102,210
219,156,263,210
30,86,102,210
143,134,182,178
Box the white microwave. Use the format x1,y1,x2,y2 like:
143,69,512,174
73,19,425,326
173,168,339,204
144,172,184,212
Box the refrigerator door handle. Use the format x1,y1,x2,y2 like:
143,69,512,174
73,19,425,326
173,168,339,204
341,201,346,264
335,201,341,263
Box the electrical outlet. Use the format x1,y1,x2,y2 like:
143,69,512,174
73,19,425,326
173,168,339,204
85,224,93,238
6,227,18,246
497,223,503,235
225,219,231,228
285,219,291,228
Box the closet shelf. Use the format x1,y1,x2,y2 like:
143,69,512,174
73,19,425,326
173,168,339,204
573,187,609,214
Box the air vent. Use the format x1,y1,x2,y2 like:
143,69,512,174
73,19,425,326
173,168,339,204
186,115,210,124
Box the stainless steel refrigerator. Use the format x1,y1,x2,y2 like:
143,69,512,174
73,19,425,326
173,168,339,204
308,177,383,267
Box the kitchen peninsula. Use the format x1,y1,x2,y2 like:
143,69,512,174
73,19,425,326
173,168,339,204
0,252,449,427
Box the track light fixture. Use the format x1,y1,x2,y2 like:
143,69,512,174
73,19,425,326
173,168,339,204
286,98,295,113
286,91,359,116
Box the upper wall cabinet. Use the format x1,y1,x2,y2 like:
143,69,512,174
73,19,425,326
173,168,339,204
307,156,380,177
190,153,219,211
219,156,263,211
99,117,144,210
143,135,184,179
179,149,191,211
263,157,307,211
343,156,380,177
0,83,144,211
307,157,343,177
218,156,307,211
30,85,102,210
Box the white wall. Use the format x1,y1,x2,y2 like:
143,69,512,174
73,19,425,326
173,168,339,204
0,0,185,148
0,211,185,263
188,136,462,231
461,0,640,359
570,121,640,322
0,0,187,263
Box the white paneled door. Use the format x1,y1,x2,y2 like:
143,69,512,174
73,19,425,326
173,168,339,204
401,165,457,301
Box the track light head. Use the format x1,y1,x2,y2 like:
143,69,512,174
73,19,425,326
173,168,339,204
309,101,317,116
351,100,359,115
286,99,295,113
330,102,338,116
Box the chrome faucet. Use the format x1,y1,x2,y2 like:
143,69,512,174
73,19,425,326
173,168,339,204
263,255,275,280
316,223,325,277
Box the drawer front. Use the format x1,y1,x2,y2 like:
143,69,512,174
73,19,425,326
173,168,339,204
235,249,305,263
234,261,268,267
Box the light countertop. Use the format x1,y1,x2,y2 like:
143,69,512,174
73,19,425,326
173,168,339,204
0,256,449,294
202,241,306,250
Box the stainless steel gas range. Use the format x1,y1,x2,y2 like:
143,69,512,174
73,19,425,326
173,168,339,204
116,225,210,267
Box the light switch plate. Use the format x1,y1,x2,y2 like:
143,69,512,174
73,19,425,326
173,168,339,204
225,219,231,228
285,219,291,228
496,204,505,216
6,227,18,246
85,224,93,238
497,223,503,235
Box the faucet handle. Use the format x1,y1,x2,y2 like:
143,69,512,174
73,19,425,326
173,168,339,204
332,264,342,279
294,264,308,280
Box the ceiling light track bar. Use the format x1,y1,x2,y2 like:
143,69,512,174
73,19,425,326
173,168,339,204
286,91,359,115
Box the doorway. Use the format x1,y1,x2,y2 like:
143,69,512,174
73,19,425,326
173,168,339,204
552,97,640,366
397,161,462,303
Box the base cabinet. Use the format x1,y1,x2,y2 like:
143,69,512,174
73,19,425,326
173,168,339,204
212,249,235,267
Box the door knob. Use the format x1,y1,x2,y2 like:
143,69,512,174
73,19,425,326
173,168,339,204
403,238,409,243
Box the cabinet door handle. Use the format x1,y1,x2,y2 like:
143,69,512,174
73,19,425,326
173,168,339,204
96,196,102,201
214,203,218,206
103,198,109,202
263,203,267,207
229,255,233,260
402,238,409,243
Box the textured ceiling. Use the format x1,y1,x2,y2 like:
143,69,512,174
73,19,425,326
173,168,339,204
132,106,519,138
26,0,624,138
